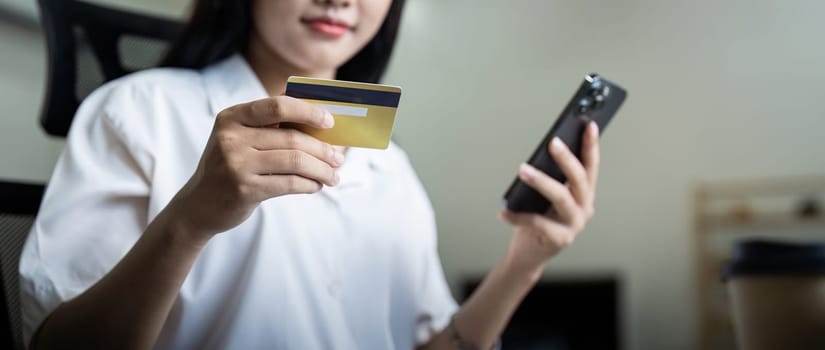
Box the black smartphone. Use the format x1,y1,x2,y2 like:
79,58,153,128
503,73,627,214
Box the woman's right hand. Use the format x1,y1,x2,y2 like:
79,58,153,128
166,96,343,240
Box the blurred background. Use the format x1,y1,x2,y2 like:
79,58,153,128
2,0,825,349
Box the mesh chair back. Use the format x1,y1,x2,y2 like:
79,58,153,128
0,182,45,350
38,0,182,137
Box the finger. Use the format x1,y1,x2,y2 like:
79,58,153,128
499,210,565,231
517,163,582,226
499,210,576,245
253,174,323,199
235,96,335,129
548,137,590,206
245,127,343,167
582,122,601,187
254,150,339,186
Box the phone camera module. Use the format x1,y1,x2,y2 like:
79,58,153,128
600,85,611,98
593,94,606,109
577,97,594,114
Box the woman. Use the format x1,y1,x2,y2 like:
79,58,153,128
19,0,601,349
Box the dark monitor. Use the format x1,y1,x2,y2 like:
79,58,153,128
462,275,621,350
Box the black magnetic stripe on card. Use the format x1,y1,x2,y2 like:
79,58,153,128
285,82,400,107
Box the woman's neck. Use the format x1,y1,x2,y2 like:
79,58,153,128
243,33,349,157
244,32,336,96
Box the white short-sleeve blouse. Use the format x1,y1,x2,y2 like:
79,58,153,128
18,54,457,349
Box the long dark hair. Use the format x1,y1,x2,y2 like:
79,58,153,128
161,0,406,84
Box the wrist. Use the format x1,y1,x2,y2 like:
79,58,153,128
502,251,545,286
152,202,213,250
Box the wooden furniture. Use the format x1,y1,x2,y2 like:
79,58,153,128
694,175,825,350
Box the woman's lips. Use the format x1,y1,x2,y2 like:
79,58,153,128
302,18,351,38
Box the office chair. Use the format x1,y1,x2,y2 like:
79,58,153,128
0,181,45,350
0,1,182,348
38,0,182,137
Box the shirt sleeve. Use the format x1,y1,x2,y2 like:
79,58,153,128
414,235,460,345
18,82,153,346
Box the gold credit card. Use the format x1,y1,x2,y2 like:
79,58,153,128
284,76,402,149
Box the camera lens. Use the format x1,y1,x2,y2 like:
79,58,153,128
593,94,605,109
601,85,611,98
578,97,593,114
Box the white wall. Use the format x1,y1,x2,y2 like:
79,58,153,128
0,14,61,182
3,0,825,349
385,1,825,349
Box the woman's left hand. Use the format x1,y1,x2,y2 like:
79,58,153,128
499,122,601,279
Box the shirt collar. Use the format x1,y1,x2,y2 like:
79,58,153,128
202,53,268,117
200,54,388,191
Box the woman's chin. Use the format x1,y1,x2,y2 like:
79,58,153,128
292,50,356,74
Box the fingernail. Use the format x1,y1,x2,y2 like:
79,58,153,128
322,111,335,128
333,148,345,166
328,147,339,166
551,137,564,152
499,210,514,225
590,122,600,136
519,163,539,180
